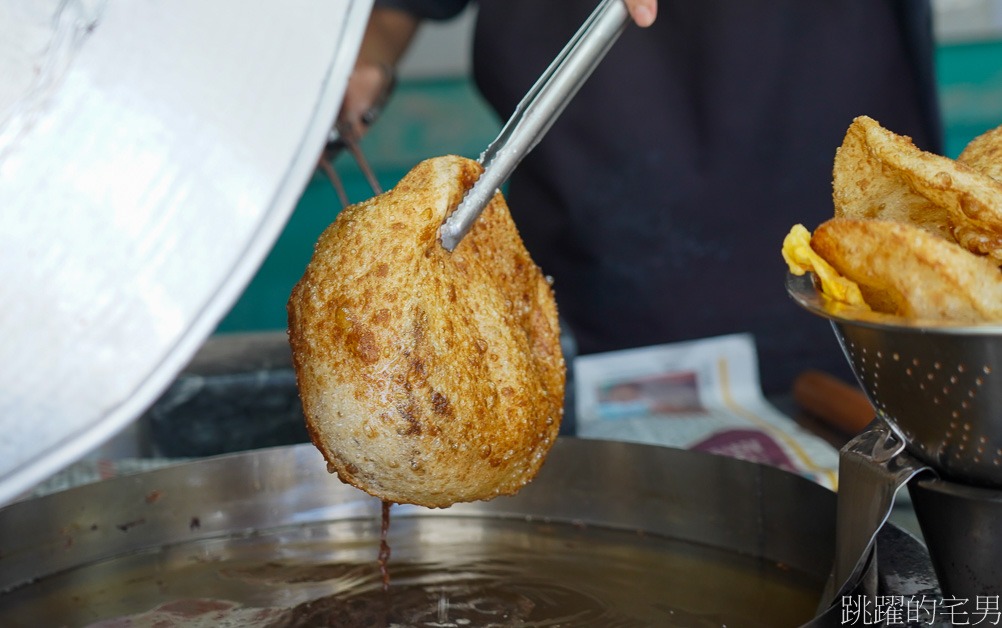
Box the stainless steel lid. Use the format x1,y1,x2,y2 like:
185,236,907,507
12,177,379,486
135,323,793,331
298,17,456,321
0,0,372,504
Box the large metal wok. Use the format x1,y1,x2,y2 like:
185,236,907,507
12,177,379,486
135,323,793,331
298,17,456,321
0,439,937,626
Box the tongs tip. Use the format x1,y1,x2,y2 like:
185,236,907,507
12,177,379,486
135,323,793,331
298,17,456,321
320,120,384,209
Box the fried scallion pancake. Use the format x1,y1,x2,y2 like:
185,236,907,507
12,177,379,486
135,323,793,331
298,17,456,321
958,123,1002,183
833,115,1002,260
810,218,1002,323
287,155,565,508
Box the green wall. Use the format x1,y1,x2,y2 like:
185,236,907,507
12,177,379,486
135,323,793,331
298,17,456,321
937,39,1002,157
215,38,1002,334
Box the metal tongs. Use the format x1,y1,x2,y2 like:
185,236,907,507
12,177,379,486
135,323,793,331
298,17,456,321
439,0,631,251
319,120,384,208
319,64,396,206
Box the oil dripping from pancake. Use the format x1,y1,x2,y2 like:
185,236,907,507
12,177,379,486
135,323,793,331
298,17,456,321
378,500,392,591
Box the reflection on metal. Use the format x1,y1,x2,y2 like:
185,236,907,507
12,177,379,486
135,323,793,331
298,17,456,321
0,439,938,625
0,0,373,505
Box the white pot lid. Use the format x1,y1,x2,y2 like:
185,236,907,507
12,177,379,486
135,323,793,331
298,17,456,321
0,0,372,503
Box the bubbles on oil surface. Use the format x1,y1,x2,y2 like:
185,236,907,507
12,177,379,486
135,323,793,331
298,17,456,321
11,519,820,628
281,575,608,627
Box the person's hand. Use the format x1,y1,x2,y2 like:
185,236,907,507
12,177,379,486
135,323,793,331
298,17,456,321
332,2,655,144
333,8,418,143
624,0,657,27
337,61,396,143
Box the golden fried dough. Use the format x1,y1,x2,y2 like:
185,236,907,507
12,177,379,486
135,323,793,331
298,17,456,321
287,155,565,508
811,218,1002,322
959,123,1002,183
833,116,955,241
833,116,1002,260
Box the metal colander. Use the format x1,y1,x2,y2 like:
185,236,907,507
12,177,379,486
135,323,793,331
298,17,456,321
787,273,1002,488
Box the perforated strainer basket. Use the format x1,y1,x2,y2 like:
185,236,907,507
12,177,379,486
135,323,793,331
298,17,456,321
787,273,1002,488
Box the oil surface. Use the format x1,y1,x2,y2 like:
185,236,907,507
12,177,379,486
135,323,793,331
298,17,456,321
0,516,823,627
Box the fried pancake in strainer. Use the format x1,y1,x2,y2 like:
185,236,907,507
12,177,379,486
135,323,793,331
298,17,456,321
811,217,1002,323
287,155,565,508
833,116,1002,260
959,123,1002,183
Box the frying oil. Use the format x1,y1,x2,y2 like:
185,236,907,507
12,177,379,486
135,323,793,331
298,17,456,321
0,516,822,627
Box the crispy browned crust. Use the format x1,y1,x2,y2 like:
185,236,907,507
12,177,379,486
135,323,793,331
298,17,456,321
287,155,565,508
811,217,1002,322
833,116,1002,260
833,116,956,241
959,123,1002,183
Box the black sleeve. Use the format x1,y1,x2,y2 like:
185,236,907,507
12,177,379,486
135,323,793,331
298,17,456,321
374,0,471,20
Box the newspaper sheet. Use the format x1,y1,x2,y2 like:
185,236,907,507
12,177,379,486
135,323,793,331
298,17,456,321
574,333,840,490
